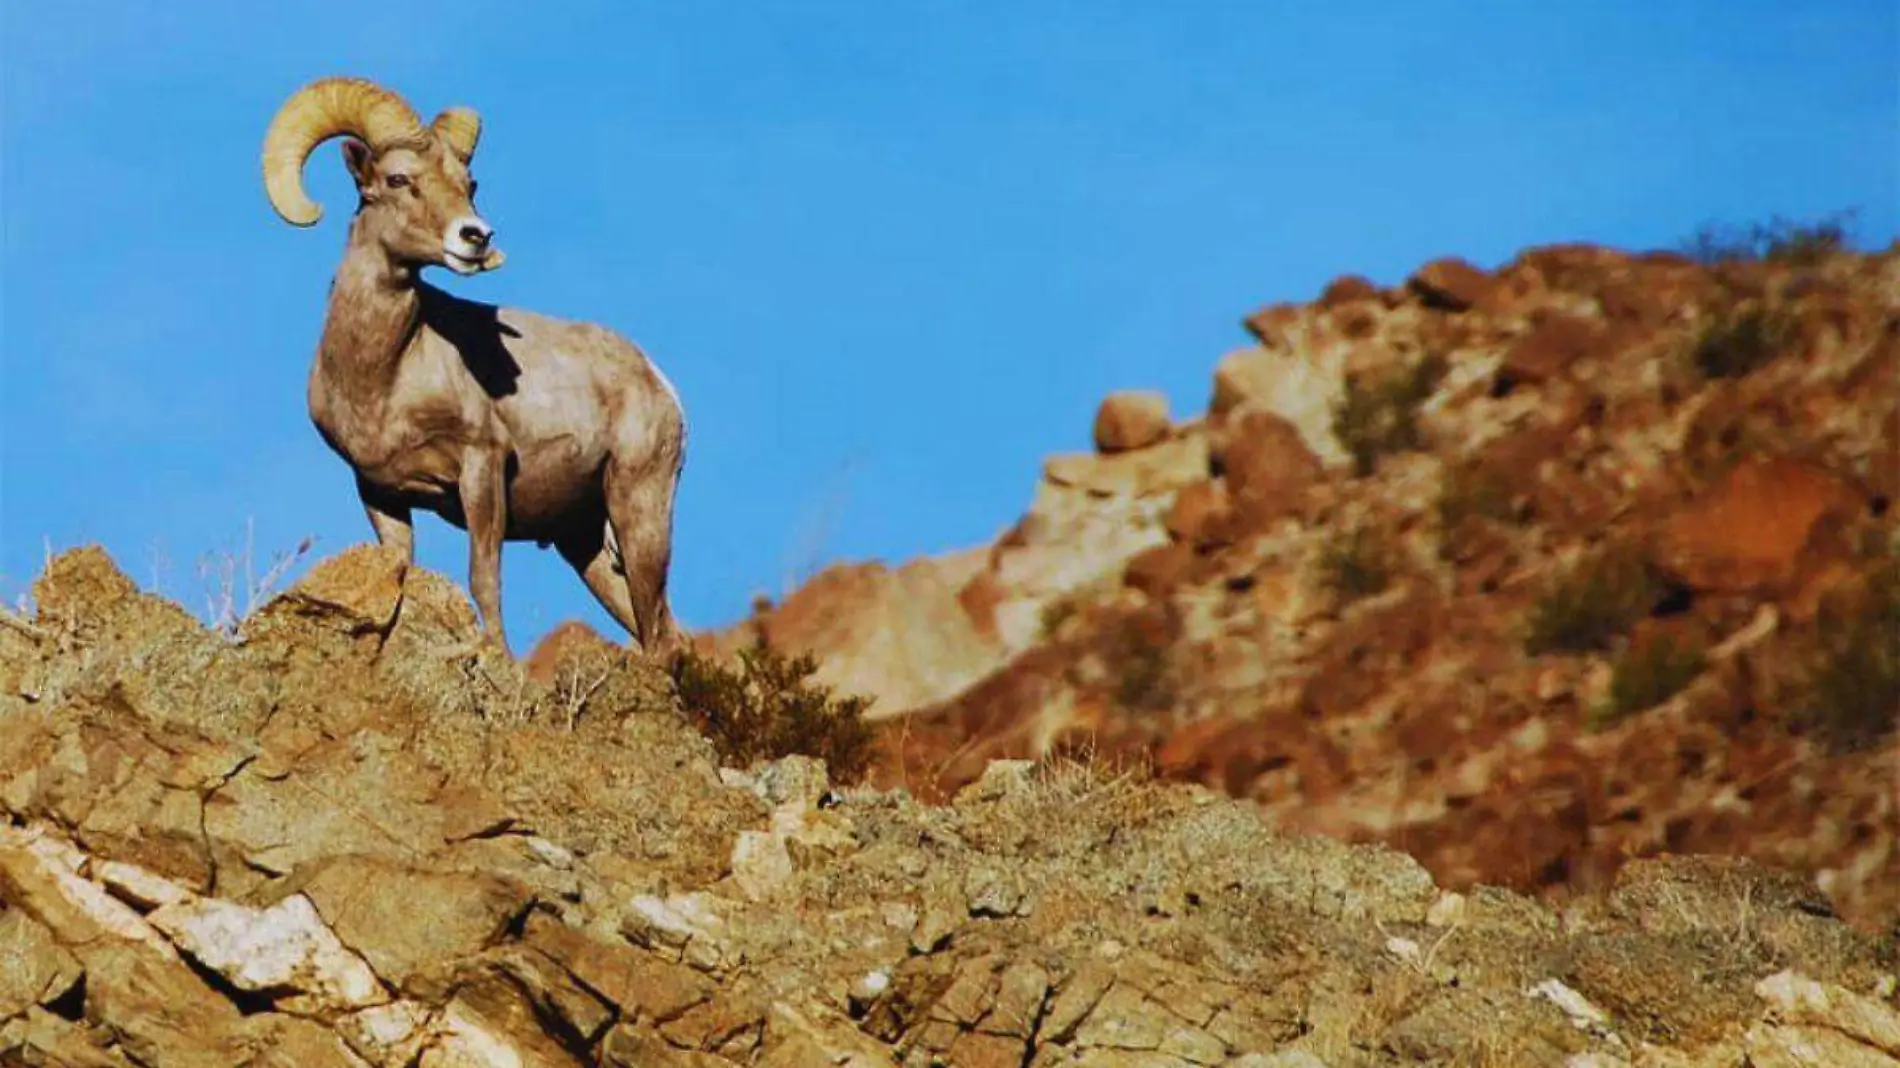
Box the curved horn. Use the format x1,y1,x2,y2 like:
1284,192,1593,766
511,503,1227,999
261,77,426,227
432,107,482,161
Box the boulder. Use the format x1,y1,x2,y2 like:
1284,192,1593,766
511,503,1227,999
1219,410,1324,522
1657,457,1864,594
1093,390,1172,454
1407,256,1496,312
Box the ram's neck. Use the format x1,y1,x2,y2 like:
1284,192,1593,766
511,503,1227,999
315,221,422,414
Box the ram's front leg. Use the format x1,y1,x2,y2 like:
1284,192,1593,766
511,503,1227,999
460,445,511,656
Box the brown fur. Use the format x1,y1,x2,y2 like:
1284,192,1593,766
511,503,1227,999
305,129,685,658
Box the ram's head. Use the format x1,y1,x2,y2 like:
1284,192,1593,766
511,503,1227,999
262,77,504,276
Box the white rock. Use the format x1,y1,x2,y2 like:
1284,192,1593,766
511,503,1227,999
339,1000,432,1065
1384,936,1423,964
955,759,1037,805
1426,891,1467,929
1755,969,1900,1054
0,825,176,958
148,892,385,1014
1529,978,1610,1029
425,1000,529,1068
91,859,194,911
730,830,794,903
849,969,891,1007
622,892,735,972
523,836,574,871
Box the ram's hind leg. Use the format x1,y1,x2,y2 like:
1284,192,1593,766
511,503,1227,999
554,520,643,640
604,454,683,659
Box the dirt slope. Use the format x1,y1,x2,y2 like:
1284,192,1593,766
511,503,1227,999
704,241,1900,931
4,546,1897,1065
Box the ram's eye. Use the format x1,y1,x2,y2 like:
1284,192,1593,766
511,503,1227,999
386,173,411,189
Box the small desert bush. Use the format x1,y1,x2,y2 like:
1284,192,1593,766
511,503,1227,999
1436,464,1516,532
1039,595,1079,638
1334,354,1450,477
1098,613,1178,715
1679,211,1858,268
669,635,876,784
1524,550,1661,656
1322,526,1394,603
1596,635,1706,730
1790,553,1900,752
1689,303,1795,381
1114,643,1175,714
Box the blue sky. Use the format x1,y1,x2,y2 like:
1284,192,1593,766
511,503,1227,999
2,2,1895,647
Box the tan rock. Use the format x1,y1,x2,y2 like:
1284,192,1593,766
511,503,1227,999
1207,347,1350,469
1164,481,1234,550
0,1006,130,1067
28,545,141,629
245,542,407,637
945,1030,1025,1068
1242,303,1302,348
1753,970,1900,1054
0,825,176,958
1658,457,1863,594
1318,274,1381,308
246,1015,372,1068
1220,410,1323,522
742,548,1002,720
525,912,713,1025
1044,434,1210,499
1124,542,1197,600
483,945,617,1048
1408,256,1496,312
296,856,530,996
76,941,252,1068
0,909,83,1020
601,1024,736,1067
1095,391,1174,454
1499,310,1602,387
758,1001,896,1067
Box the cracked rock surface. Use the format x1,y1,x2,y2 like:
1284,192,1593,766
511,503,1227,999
2,546,1897,1066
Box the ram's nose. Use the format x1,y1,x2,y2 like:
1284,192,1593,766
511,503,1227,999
459,220,493,251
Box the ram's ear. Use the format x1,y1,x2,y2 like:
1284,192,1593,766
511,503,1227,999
340,138,375,189
431,107,482,161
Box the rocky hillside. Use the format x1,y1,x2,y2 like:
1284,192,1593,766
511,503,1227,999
707,238,1900,932
4,544,1899,1065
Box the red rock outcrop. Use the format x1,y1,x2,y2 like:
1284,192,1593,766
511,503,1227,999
734,240,1900,931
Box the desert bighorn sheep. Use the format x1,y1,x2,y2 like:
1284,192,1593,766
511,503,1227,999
262,76,685,657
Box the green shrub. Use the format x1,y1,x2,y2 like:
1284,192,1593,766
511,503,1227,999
1039,595,1078,638
1114,643,1175,714
1322,526,1394,604
669,635,876,783
1596,635,1707,730
1334,354,1449,477
1690,303,1794,380
1678,211,1857,267
1525,550,1661,656
1436,464,1516,532
1791,554,1899,752
1100,614,1177,715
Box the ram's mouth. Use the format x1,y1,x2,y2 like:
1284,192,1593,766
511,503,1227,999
444,247,505,275
444,249,485,275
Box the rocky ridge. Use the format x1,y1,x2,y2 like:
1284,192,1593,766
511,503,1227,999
5,545,1898,1065
707,241,1900,930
